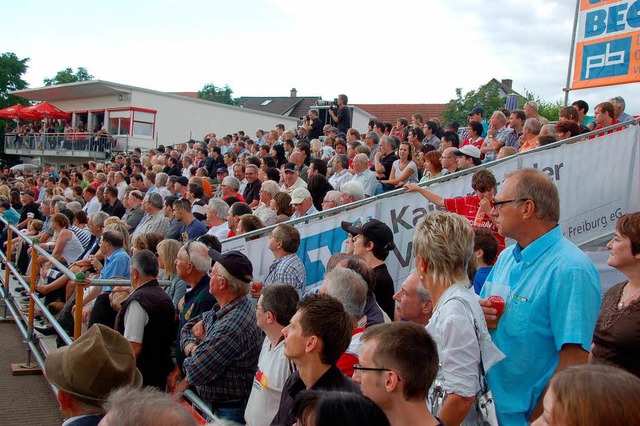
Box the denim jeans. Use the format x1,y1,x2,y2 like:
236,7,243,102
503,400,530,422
212,405,245,424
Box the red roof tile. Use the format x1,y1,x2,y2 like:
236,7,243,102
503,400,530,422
171,92,199,98
355,103,447,124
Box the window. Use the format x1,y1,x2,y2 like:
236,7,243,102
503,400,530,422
260,100,272,106
109,117,131,135
107,108,156,137
132,111,154,138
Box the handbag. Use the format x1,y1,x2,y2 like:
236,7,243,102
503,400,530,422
429,296,499,426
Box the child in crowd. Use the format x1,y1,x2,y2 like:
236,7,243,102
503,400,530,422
472,228,499,294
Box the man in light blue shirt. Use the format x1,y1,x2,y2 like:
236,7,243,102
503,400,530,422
82,229,131,326
480,168,601,425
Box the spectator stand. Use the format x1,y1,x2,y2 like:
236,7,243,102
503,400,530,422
0,218,215,423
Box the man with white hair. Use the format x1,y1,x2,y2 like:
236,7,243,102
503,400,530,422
328,154,352,191
155,172,172,200
289,152,309,183
281,163,307,195
364,131,380,162
176,249,261,423
351,154,377,197
205,198,230,241
115,250,175,388
610,96,633,122
254,180,279,226
340,181,365,205
289,188,318,220
320,267,368,377
524,101,549,126
483,110,519,161
393,270,432,326
82,186,102,216
131,192,170,243
167,241,216,390
115,172,128,201
518,118,542,153
122,190,145,231
321,190,342,212
220,176,247,203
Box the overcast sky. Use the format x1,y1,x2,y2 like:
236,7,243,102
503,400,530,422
3,0,638,115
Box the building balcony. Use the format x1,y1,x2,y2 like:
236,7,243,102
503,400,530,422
3,133,130,160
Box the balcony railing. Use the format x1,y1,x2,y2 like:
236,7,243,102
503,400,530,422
3,133,130,157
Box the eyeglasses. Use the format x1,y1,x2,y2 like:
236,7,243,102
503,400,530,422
492,198,529,210
207,267,224,279
353,364,392,373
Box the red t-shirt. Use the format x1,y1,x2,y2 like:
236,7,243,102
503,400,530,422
336,327,365,378
461,137,484,150
591,119,621,139
444,195,505,252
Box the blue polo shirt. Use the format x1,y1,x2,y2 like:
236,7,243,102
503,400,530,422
100,247,130,291
480,226,600,425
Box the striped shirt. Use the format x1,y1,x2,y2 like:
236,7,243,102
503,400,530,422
69,224,92,250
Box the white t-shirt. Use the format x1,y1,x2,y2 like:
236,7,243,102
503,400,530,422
123,300,149,343
244,337,296,426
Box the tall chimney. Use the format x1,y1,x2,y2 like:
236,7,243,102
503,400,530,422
501,79,513,90
290,88,297,98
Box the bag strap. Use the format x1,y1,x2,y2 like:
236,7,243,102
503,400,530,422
441,296,490,393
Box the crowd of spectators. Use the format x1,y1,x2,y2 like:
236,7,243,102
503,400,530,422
1,93,639,426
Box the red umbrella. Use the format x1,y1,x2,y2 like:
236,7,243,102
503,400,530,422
20,101,71,120
0,104,28,119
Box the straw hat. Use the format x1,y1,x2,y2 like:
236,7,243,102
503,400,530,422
45,324,142,404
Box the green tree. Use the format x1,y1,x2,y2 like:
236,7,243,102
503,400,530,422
519,89,563,122
43,67,94,86
441,82,505,125
197,83,236,105
0,52,29,107
0,52,29,165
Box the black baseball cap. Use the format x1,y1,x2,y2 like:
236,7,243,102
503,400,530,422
341,218,394,248
208,249,253,283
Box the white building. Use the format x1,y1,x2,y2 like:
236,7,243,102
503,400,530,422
8,80,300,164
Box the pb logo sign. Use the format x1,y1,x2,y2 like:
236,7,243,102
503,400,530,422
572,0,640,89
581,37,631,79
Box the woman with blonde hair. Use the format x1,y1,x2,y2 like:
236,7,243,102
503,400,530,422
156,239,187,310
413,211,503,425
532,364,640,426
132,232,163,255
309,138,322,158
0,184,10,199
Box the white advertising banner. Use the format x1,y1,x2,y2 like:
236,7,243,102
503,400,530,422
223,126,640,292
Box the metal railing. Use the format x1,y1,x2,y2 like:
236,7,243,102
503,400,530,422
3,133,130,154
0,218,215,422
225,117,640,243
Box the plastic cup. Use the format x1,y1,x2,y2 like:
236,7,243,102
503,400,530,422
485,282,510,326
251,281,263,298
